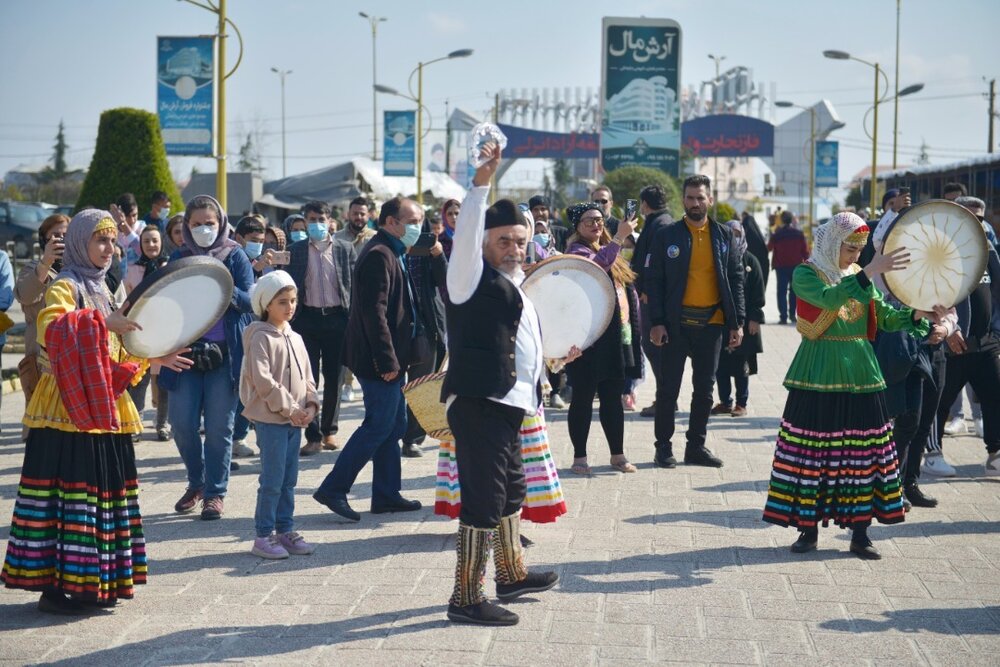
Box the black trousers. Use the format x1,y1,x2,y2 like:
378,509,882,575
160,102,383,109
568,373,625,458
448,396,526,529
654,324,724,452
936,348,1000,454
292,306,348,443
639,300,662,388
402,338,447,446
893,347,946,486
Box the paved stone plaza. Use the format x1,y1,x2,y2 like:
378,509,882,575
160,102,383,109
1,300,998,666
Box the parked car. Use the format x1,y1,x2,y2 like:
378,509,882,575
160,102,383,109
0,201,47,258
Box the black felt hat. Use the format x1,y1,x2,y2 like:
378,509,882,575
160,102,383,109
485,199,528,229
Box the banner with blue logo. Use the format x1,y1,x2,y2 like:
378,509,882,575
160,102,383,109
815,140,839,187
157,36,215,156
384,110,416,177
600,17,682,176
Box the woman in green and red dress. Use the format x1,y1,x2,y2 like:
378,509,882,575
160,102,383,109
762,212,936,560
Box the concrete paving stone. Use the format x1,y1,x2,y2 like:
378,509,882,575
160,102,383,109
651,615,706,639
925,651,1000,667
485,640,597,666
597,643,654,662
603,600,683,625
790,583,890,605
750,599,848,622
547,620,650,647
380,622,493,651
922,581,1000,601
704,616,809,642
652,637,759,665
809,633,920,660
653,587,746,608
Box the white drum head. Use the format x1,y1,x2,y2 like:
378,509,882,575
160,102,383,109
522,254,617,359
121,256,235,358
882,199,989,310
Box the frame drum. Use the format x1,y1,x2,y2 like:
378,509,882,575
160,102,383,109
881,199,989,311
522,254,616,359
121,256,235,358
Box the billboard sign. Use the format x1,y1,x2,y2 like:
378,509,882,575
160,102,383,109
383,110,416,177
497,124,599,159
815,140,839,187
681,115,775,157
600,17,682,175
157,36,215,156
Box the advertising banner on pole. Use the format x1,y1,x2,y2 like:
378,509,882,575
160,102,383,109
600,17,682,176
157,36,215,156
384,110,416,177
815,140,839,187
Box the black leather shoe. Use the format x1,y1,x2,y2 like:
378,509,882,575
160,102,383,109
520,534,534,549
371,496,422,514
904,484,938,508
38,591,90,616
850,538,882,560
401,443,424,458
313,491,360,522
654,447,677,468
790,531,818,553
684,446,724,468
447,601,519,626
496,570,559,601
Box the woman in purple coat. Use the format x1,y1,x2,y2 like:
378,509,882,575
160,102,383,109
563,203,640,474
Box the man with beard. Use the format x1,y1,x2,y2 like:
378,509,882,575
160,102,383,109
592,185,621,237
443,143,559,626
647,175,746,469
334,196,377,249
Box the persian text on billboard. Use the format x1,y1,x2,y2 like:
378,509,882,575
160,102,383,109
157,36,214,156
600,18,682,176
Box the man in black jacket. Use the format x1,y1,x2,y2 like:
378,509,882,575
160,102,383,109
443,144,559,627
312,196,423,522
647,175,746,468
631,185,674,417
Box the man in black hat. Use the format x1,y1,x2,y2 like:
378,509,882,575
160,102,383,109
443,143,560,627
528,194,567,252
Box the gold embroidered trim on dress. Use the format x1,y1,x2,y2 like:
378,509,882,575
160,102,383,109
785,378,885,391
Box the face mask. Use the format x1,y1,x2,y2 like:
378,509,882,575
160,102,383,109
400,223,422,248
307,222,328,241
158,207,171,221
533,233,550,248
290,230,308,243
620,248,634,262
191,225,218,248
244,241,263,259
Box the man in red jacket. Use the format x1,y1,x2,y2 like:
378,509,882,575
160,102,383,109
767,211,809,324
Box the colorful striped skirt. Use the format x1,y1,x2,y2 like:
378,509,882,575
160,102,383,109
2,428,147,604
435,407,567,523
763,389,905,530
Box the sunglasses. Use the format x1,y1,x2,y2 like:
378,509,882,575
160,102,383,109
593,199,609,205
581,216,605,226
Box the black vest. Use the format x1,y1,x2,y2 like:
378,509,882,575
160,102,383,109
441,261,539,403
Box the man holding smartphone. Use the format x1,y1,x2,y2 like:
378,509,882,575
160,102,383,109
287,200,357,455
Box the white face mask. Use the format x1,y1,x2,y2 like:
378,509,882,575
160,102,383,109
191,225,218,248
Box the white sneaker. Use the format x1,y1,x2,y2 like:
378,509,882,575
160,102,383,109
986,452,1000,477
974,418,984,438
232,440,255,458
921,452,957,478
549,393,567,409
341,385,355,403
943,416,967,436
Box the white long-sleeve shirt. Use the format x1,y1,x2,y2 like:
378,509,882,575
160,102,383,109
446,185,544,414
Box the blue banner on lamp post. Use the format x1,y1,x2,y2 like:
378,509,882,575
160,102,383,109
815,140,839,187
384,110,416,177
157,36,215,156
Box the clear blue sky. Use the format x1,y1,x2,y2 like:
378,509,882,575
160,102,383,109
1,0,997,191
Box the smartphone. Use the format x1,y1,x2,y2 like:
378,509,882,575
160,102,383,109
271,250,291,265
408,232,437,256
626,199,637,220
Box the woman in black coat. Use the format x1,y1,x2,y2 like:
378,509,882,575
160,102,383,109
712,220,765,417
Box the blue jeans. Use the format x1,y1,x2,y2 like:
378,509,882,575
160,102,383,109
169,359,237,498
775,267,797,322
317,376,406,503
233,400,251,442
254,422,302,537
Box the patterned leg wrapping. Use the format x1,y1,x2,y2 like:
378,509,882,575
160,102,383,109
493,512,529,585
449,523,493,607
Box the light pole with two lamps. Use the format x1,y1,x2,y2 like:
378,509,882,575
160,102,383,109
270,67,292,178
375,49,473,204
359,12,388,160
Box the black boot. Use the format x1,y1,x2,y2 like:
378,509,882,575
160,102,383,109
904,484,938,508
37,589,89,616
790,527,818,553
447,523,518,626
850,525,881,560
493,513,558,602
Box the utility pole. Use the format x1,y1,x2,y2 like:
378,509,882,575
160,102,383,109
216,0,227,210
892,0,901,168
989,78,996,153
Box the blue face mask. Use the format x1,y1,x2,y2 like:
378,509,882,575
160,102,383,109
290,230,308,243
307,222,328,241
244,241,263,259
400,224,422,248
533,233,550,248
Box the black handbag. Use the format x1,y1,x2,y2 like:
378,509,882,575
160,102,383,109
186,341,225,372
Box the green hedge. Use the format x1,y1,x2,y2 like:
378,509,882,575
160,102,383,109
601,166,682,223
76,108,181,215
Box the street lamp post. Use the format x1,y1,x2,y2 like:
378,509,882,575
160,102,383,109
775,101,817,227
270,67,292,178
359,12,387,160
893,0,902,168
376,49,473,204
707,53,726,216
824,50,887,217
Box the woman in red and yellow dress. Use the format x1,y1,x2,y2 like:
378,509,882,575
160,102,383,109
2,209,191,614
